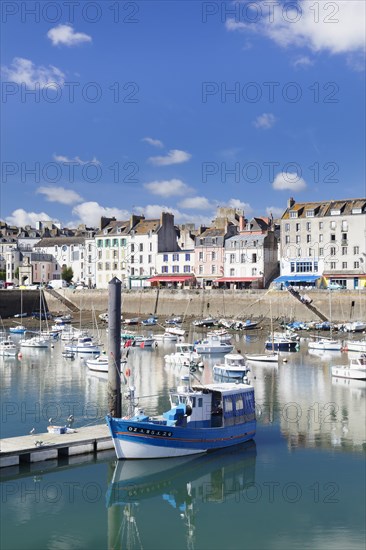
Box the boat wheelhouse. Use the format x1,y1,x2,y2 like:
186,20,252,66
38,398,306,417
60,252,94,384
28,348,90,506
213,353,249,379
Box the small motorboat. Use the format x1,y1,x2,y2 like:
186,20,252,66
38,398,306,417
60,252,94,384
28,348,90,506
165,343,203,368
213,353,249,379
194,336,233,354
245,353,279,363
331,355,366,380
0,337,18,356
308,339,342,351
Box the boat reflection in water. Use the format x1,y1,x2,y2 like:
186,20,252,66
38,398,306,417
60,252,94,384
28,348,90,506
107,442,256,549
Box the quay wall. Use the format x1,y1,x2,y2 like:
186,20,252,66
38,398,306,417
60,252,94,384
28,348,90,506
45,288,365,323
1,289,365,323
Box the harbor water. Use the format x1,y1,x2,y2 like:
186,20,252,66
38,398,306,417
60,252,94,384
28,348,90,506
1,328,365,550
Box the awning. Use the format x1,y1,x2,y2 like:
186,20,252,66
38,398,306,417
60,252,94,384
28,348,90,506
323,273,366,278
214,277,261,283
148,275,195,283
273,275,320,284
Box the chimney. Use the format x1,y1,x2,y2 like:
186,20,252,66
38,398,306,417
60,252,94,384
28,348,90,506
239,215,245,232
287,197,295,209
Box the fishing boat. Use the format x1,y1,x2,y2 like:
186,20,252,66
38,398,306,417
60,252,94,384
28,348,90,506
345,339,366,353
194,335,233,354
106,380,256,459
331,355,366,380
164,343,203,368
213,353,249,379
132,336,156,348
0,336,17,356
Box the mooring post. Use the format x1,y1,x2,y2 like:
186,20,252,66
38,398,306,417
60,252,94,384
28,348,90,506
108,277,122,418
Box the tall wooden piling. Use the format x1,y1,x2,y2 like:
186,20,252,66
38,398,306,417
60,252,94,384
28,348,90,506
108,277,122,418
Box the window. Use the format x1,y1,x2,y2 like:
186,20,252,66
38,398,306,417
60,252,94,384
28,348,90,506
230,254,235,263
330,234,336,241
342,262,347,269
97,262,102,270
113,262,118,270
163,254,168,262
290,211,297,218
252,253,257,263
131,244,135,252
296,235,300,244
308,248,312,256
121,239,127,247
285,236,290,244
172,265,179,273
290,262,295,273
297,248,302,257
211,265,216,274
148,255,152,263
199,251,203,261
306,222,311,231
330,247,336,256
331,209,340,216
296,262,313,273
306,210,314,217
330,262,336,269
184,265,191,273
330,221,336,229
319,222,323,229
307,235,311,243
285,223,290,231
162,265,168,273
130,256,134,264
211,251,216,261
105,262,110,270
149,243,152,252
354,246,360,254
199,265,203,274
296,223,300,232
185,253,190,261
314,261,318,271
105,240,110,247
319,248,324,256
131,267,135,276
342,247,347,255
252,267,257,276
113,250,118,259
139,243,143,252
112,239,118,247
241,253,246,263
150,267,154,275
354,261,360,269
173,253,179,261
342,233,347,241
230,268,235,276
319,234,323,242
139,255,143,263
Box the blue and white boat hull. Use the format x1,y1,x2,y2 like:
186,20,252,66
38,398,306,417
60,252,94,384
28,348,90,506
106,417,256,459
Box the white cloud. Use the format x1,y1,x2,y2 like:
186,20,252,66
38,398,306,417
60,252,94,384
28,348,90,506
292,55,314,68
142,137,164,148
253,113,276,129
47,24,92,47
148,149,192,166
273,172,307,192
266,206,284,219
2,57,65,87
37,186,83,205
144,179,192,197
226,1,365,61
178,196,214,210
71,202,129,227
5,209,56,227
53,154,100,165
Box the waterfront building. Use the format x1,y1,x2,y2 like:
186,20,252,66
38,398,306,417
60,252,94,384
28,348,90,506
34,236,88,284
279,197,366,290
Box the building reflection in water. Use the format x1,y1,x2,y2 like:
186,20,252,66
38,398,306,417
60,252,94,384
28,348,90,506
107,442,256,550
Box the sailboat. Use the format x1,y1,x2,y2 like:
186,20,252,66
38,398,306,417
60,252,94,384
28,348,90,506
9,288,26,334
308,290,342,351
246,301,279,362
20,288,50,349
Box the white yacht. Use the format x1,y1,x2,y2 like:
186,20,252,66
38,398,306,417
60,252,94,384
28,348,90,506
0,336,18,356
213,353,249,379
331,355,366,380
164,343,203,367
195,335,233,354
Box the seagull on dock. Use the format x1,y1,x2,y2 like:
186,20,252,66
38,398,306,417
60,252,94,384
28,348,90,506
29,428,35,435
48,418,53,425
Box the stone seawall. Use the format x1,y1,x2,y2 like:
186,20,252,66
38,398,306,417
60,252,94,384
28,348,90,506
40,288,366,323
1,288,365,323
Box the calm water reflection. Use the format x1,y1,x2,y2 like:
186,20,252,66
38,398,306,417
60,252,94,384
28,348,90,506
1,328,365,549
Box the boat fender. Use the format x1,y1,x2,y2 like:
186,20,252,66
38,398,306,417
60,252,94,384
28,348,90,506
125,368,131,377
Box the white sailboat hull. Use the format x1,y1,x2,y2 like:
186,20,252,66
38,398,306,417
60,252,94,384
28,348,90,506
331,366,366,380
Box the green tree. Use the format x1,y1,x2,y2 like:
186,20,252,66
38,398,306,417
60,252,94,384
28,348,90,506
62,266,74,283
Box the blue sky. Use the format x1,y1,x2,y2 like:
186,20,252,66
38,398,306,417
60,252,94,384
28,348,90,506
1,0,365,228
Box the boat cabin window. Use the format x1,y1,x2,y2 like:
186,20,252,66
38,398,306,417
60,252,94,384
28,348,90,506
198,398,203,408
236,396,244,411
191,397,196,408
